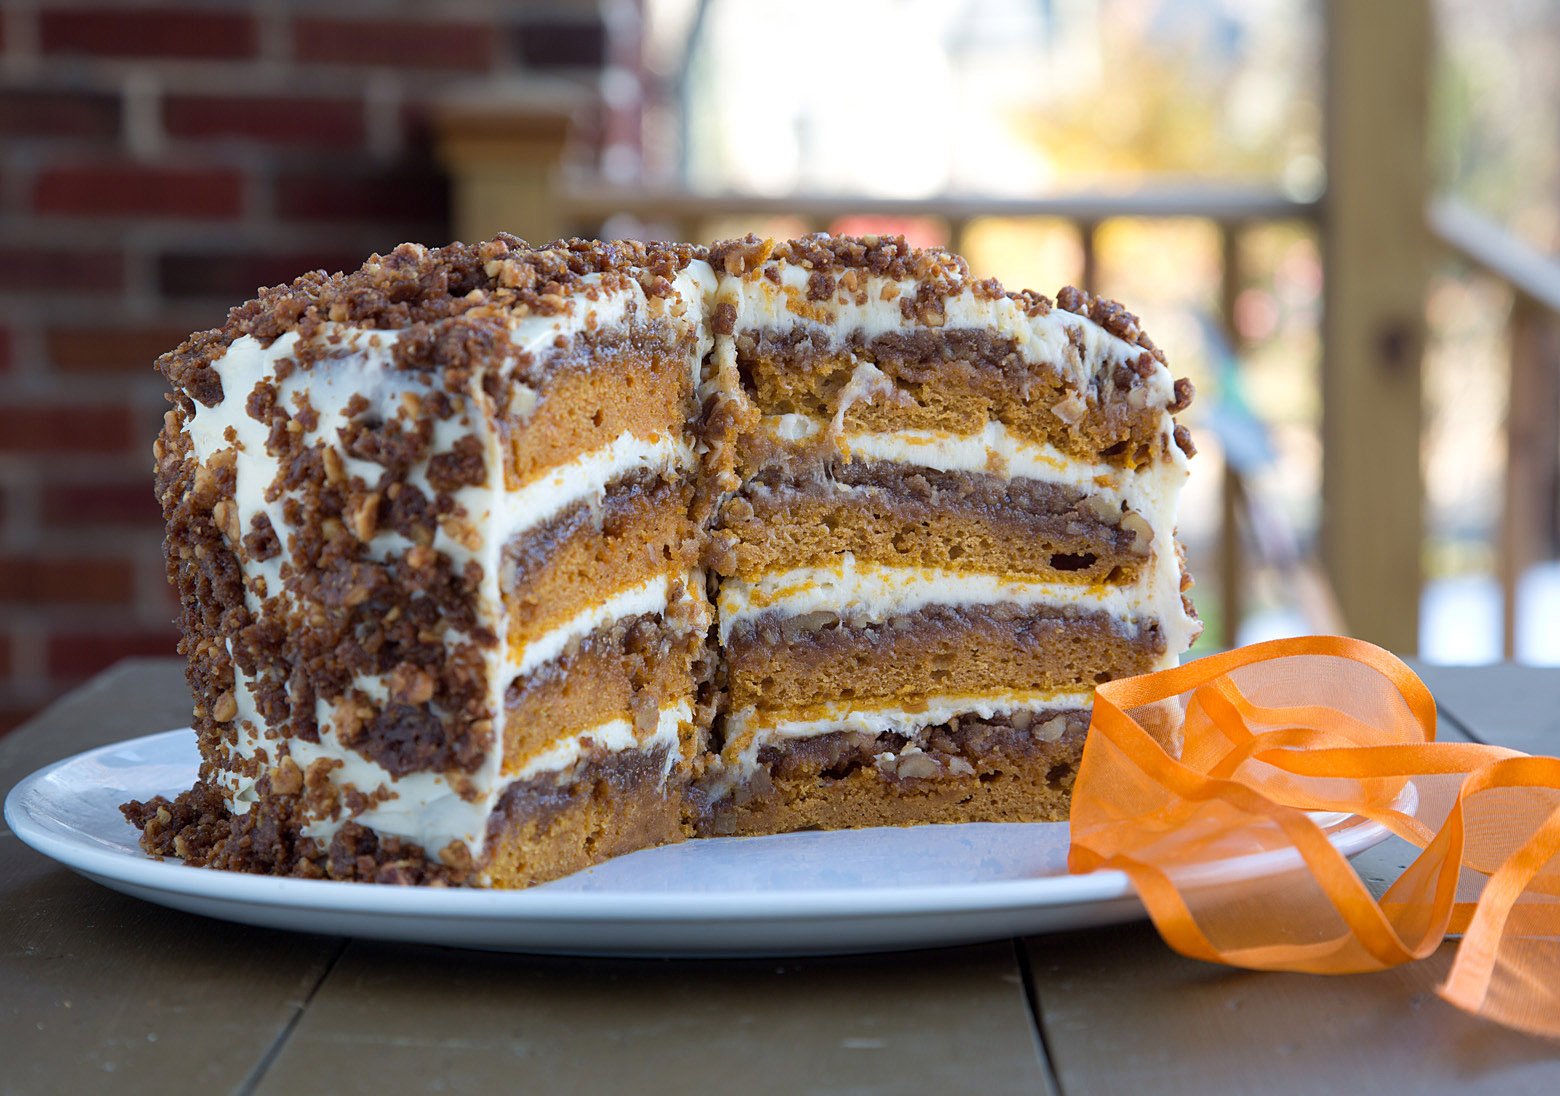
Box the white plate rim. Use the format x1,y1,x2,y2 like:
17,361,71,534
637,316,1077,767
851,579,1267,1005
5,727,1411,925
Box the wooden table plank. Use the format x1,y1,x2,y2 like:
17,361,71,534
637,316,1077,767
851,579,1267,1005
253,941,1052,1096
1,659,346,1094
1027,925,1559,1096
1024,667,1560,1094
1414,662,1560,756
0,831,345,1094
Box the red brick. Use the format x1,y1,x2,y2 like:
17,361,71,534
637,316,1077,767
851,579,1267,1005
163,95,363,148
39,7,256,60
45,325,189,374
0,88,122,139
0,556,136,606
41,480,162,529
46,629,180,679
514,19,607,68
0,328,10,374
274,166,447,225
34,161,244,218
0,406,134,454
158,248,367,299
0,248,122,294
292,17,494,70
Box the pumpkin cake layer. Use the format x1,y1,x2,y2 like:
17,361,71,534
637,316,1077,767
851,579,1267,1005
503,607,708,768
128,232,1198,888
723,459,1148,585
700,707,1093,837
722,602,1162,712
503,323,698,487
735,341,1170,469
502,467,699,650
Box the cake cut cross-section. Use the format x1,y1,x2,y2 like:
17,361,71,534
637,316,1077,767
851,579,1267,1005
126,233,1199,888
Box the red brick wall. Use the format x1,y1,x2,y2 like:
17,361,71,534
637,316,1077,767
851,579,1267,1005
0,2,635,733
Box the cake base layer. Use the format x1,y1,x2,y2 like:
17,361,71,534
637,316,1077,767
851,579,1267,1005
483,746,689,887
698,714,1090,838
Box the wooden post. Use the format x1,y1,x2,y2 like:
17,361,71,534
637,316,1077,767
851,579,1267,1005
1321,0,1431,653
433,93,578,245
1501,298,1560,659
1217,223,1245,649
1078,221,1099,295
948,217,971,261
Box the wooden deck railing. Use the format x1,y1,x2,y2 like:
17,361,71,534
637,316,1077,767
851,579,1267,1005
1430,200,1560,659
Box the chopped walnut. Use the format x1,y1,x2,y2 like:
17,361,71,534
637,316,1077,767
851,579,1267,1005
271,755,304,796
1120,511,1155,555
211,690,238,723
387,663,436,706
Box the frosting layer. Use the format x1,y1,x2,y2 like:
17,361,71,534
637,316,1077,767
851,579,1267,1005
719,556,1164,638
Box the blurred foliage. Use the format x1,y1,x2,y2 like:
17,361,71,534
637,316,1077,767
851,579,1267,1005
1005,0,1321,191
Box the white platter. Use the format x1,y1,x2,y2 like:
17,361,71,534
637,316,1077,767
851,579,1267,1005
5,728,1405,957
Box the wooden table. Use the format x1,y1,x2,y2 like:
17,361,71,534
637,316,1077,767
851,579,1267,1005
4,659,1559,1094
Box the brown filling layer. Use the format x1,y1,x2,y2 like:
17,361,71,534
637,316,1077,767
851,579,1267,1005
503,611,706,771
736,328,1174,470
699,712,1090,837
484,743,688,888
721,460,1145,583
503,328,696,489
724,604,1162,712
502,470,698,649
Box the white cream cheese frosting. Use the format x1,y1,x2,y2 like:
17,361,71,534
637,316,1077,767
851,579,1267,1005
496,431,695,545
509,570,694,678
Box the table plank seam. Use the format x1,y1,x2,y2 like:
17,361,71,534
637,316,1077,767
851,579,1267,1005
235,937,349,1095
1012,937,1065,1095
1435,701,1489,747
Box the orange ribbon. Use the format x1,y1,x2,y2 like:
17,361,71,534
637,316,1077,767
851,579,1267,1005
1068,636,1560,1040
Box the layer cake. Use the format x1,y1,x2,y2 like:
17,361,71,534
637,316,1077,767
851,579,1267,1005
126,233,1198,887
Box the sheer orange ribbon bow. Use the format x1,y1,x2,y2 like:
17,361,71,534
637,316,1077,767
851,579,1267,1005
1068,635,1560,1039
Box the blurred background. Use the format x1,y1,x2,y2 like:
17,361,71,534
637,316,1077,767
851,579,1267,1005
0,0,1556,732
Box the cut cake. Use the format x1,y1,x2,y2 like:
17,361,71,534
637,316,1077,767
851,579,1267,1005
127,233,1198,887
